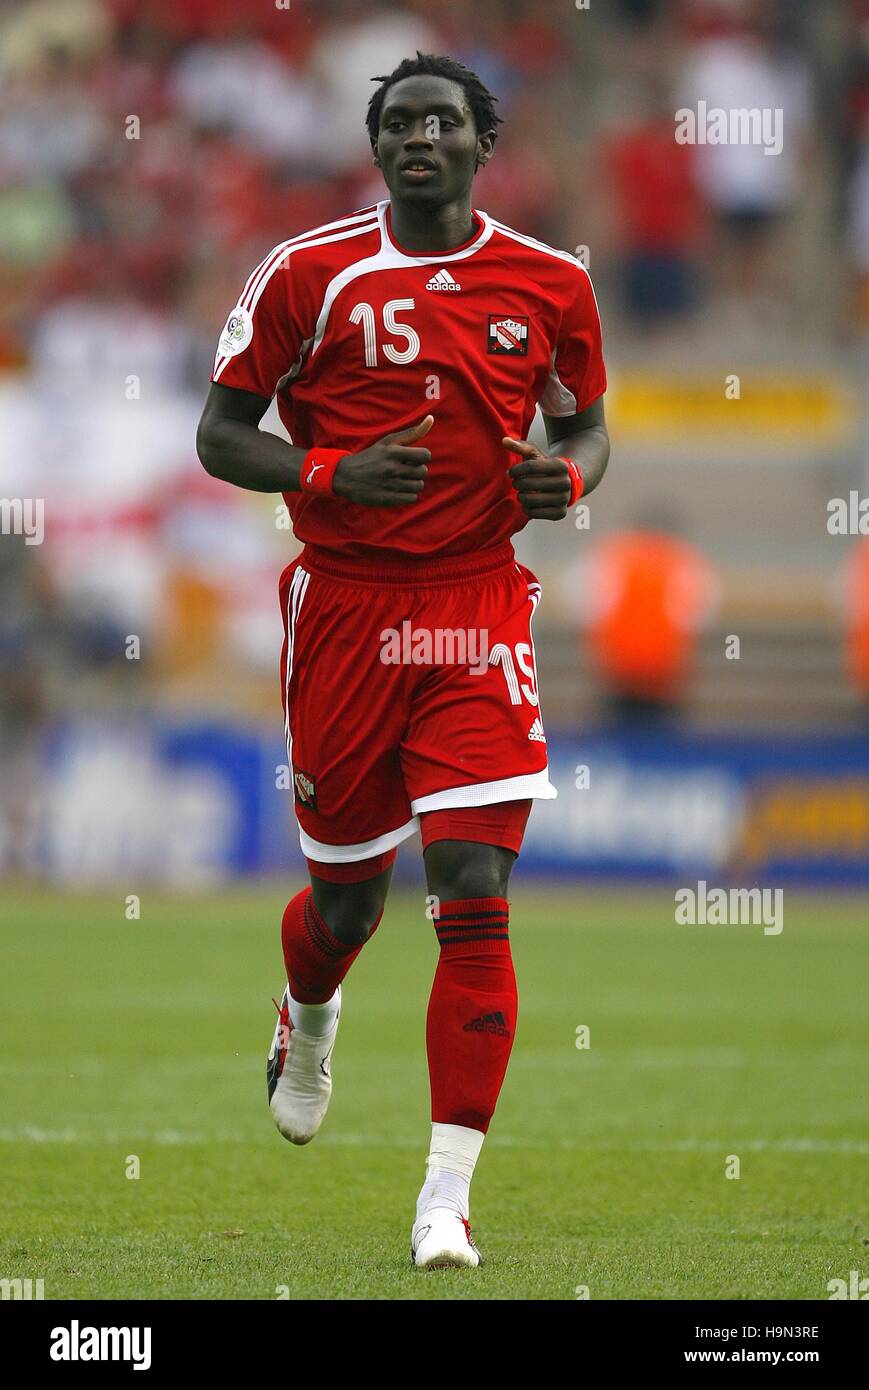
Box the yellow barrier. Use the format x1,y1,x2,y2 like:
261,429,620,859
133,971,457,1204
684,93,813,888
608,373,857,447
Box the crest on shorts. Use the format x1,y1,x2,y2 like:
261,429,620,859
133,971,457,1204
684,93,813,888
293,768,318,810
487,314,529,355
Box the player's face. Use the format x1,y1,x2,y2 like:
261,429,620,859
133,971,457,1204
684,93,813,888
373,75,493,206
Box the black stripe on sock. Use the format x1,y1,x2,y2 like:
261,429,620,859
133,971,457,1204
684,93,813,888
436,917,509,930
436,931,510,945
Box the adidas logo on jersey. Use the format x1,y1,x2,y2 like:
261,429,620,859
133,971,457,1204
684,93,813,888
527,718,546,742
426,268,462,292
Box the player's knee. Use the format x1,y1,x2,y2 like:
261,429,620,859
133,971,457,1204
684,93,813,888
424,841,514,902
311,879,387,946
331,910,380,947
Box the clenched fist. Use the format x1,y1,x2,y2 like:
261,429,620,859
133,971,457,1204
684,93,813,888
334,416,433,507
503,435,575,520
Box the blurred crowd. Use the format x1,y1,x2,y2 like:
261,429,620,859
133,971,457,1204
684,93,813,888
0,0,865,386
0,0,867,762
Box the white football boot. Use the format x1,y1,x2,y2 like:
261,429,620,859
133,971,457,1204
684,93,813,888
411,1207,483,1269
266,984,340,1145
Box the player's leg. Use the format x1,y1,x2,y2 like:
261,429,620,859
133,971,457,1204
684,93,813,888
271,554,416,1146
281,854,394,1026
269,852,394,1145
410,801,531,1269
400,554,551,1264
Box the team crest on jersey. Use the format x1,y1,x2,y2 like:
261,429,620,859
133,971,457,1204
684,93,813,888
293,768,318,810
218,304,253,357
487,314,529,355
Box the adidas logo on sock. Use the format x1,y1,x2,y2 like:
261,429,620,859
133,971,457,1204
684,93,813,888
527,717,546,742
463,1010,511,1039
426,268,462,292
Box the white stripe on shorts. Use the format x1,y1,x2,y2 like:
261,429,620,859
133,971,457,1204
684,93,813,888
284,565,310,776
411,768,558,814
299,817,420,864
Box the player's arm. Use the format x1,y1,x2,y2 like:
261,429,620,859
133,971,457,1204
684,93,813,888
197,382,306,492
196,382,433,507
543,395,610,497
502,395,610,521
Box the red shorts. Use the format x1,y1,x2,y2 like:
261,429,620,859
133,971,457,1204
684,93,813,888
279,542,557,862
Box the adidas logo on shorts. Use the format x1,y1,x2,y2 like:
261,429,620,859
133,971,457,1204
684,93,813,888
426,268,462,292
527,717,546,742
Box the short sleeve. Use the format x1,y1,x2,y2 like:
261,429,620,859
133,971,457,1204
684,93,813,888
211,247,303,399
538,266,607,417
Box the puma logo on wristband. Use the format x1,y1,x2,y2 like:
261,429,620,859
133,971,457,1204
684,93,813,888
300,448,346,495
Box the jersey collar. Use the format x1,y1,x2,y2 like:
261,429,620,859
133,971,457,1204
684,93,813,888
379,200,492,262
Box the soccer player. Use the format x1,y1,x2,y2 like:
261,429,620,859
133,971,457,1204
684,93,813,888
196,52,609,1269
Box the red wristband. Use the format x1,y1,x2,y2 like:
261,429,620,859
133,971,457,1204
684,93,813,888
558,456,584,506
300,447,346,495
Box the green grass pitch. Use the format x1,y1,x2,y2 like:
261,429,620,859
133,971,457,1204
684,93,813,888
0,882,865,1300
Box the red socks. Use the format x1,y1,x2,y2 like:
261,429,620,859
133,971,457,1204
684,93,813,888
426,897,517,1134
281,888,380,1004
282,889,517,1135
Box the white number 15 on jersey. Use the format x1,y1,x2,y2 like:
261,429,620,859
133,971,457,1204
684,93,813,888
349,299,421,366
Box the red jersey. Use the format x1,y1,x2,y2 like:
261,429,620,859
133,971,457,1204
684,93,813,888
212,200,606,561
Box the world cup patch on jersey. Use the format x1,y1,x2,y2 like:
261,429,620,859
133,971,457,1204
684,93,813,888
293,768,318,810
218,305,253,357
488,314,529,355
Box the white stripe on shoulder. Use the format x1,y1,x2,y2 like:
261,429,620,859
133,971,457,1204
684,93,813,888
234,214,379,318
493,218,604,322
490,219,590,274
212,222,379,382
241,216,379,313
253,206,381,287
289,206,380,245
248,220,379,317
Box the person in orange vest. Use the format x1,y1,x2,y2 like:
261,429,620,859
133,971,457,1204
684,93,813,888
577,517,719,723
